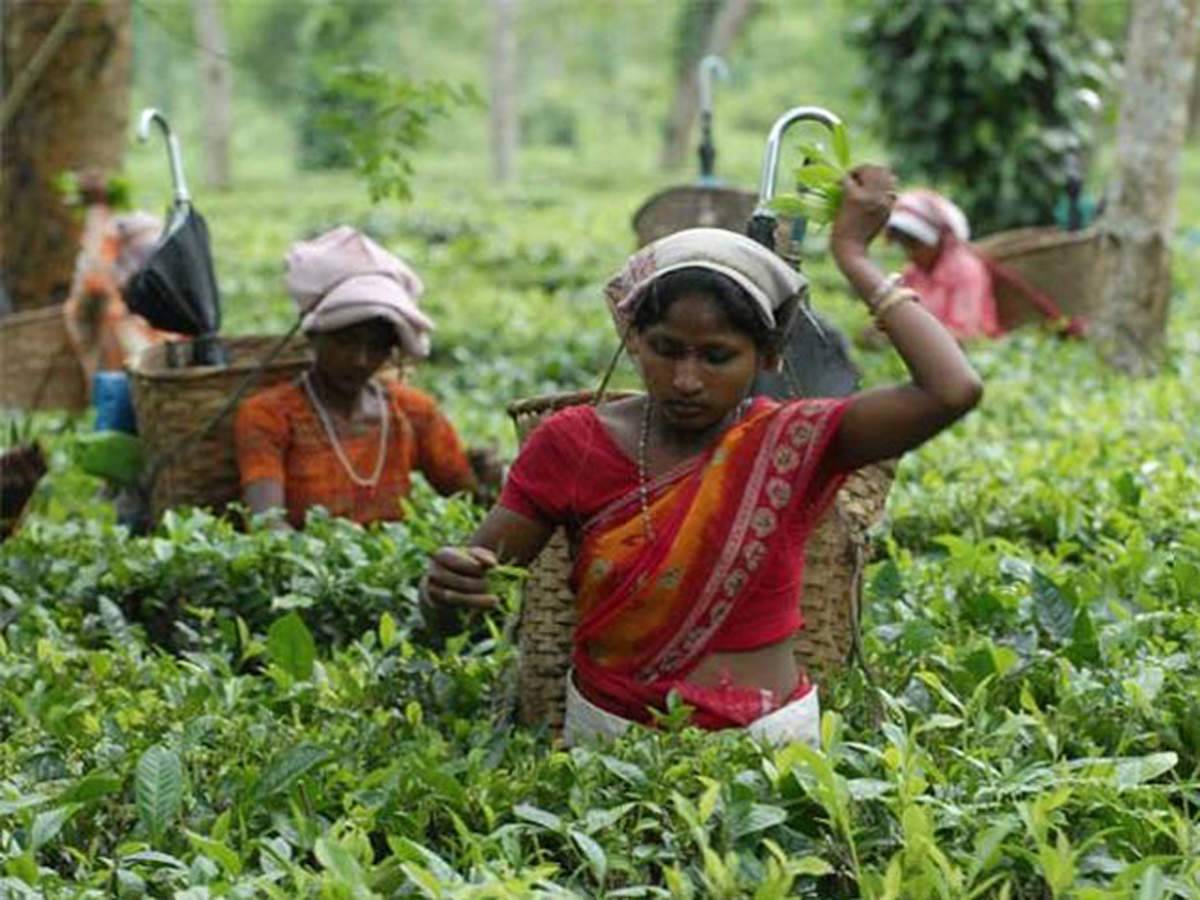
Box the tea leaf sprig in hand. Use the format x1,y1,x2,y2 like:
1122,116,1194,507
768,122,853,226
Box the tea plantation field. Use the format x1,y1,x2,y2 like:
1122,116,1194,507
3,77,1200,896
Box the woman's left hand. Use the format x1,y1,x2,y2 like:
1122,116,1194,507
831,164,897,256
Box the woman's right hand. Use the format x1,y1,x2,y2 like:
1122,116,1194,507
422,546,500,611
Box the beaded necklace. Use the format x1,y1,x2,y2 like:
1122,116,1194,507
636,395,753,542
636,398,656,540
301,371,390,489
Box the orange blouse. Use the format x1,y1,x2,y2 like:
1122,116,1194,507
234,379,474,528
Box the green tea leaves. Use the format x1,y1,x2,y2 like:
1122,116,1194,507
768,125,855,226
267,611,316,680
135,745,183,844
251,743,333,803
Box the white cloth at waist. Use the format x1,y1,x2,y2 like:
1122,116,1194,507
562,672,820,748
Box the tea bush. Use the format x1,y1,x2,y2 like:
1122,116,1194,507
3,238,1198,894
5,8,1198,889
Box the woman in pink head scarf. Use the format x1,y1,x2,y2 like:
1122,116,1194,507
886,190,1083,342
234,226,487,529
886,190,1002,341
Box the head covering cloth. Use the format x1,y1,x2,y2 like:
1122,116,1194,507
887,189,970,248
285,225,434,358
604,227,807,331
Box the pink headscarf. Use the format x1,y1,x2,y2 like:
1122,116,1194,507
285,226,434,358
888,189,970,247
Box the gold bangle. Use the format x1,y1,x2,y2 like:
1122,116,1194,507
867,272,902,311
874,287,919,324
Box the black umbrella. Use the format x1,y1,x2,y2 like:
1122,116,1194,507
124,108,226,366
747,106,862,400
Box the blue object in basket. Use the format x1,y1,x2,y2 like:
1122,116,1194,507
93,372,138,434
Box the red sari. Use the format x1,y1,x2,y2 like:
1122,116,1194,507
501,397,849,729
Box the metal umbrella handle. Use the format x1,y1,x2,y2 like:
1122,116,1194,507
747,105,842,347
748,105,842,249
697,55,729,182
137,108,191,206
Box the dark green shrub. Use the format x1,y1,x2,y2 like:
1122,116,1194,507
850,0,1112,234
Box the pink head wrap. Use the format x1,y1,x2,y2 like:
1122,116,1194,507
887,189,970,248
285,225,434,358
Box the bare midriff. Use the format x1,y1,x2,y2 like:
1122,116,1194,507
684,635,800,701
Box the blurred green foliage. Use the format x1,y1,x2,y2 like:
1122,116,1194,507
850,0,1114,235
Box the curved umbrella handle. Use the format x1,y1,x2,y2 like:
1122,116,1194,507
754,105,841,210
697,55,729,181
748,106,842,346
698,54,729,118
137,107,191,206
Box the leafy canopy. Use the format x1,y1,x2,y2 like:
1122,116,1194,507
849,0,1112,234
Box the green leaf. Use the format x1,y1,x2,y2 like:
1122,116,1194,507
186,831,242,877
1033,571,1074,643
251,743,332,803
831,122,851,168
314,836,370,893
598,755,648,787
57,772,123,806
135,745,183,844
378,611,397,650
731,803,787,839
792,855,834,877
31,804,81,850
793,163,842,190
570,829,608,884
1112,752,1177,788
513,803,563,831
266,612,316,680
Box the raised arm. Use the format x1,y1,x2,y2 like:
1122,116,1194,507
826,166,983,471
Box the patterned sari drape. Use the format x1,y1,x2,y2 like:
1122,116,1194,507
571,398,847,728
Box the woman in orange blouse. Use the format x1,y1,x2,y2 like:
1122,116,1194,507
234,227,477,528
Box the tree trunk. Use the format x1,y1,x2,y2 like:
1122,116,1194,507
489,0,519,184
1093,0,1199,374
659,0,756,172
1,0,133,311
192,0,233,190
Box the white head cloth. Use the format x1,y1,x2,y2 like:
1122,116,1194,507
604,227,807,330
285,225,434,358
887,189,970,247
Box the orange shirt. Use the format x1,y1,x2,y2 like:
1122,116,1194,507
234,379,473,528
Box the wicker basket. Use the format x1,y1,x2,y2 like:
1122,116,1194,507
633,185,759,248
507,391,895,730
0,304,88,411
973,226,1104,330
129,334,312,521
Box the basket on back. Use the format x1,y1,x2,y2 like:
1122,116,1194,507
507,391,894,731
633,186,759,248
128,334,311,522
973,226,1103,331
0,304,88,411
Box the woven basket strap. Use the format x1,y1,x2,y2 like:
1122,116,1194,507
974,247,1070,322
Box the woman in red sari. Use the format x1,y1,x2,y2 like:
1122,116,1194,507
424,165,982,745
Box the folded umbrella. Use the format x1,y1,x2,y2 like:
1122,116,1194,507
124,108,225,366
